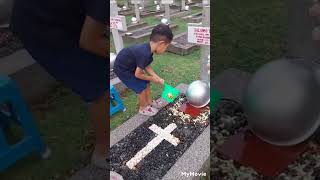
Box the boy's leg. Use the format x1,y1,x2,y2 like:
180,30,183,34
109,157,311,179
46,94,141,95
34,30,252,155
146,84,152,105
89,92,108,167
138,88,149,111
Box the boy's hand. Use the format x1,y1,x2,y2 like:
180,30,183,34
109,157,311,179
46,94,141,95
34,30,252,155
152,76,164,86
158,78,165,86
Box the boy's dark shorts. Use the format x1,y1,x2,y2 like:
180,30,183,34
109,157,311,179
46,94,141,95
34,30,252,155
114,68,149,94
23,44,108,103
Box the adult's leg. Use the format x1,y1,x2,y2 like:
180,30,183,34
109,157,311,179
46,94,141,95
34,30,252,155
89,92,108,168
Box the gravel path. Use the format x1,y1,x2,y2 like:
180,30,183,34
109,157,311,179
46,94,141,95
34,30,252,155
210,99,320,179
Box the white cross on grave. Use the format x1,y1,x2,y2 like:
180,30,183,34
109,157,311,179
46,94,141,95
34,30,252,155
126,123,180,170
161,0,174,24
131,0,141,22
110,0,127,54
187,4,210,82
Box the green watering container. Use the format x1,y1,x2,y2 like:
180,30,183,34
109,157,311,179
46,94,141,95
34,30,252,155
210,88,222,111
161,83,180,103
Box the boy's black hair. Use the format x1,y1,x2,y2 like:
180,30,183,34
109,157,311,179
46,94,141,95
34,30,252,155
150,24,173,43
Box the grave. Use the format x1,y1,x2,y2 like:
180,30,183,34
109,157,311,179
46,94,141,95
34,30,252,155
110,0,128,92
182,12,203,23
122,21,148,32
140,9,165,17
167,32,199,55
118,9,134,16
188,5,210,82
210,69,320,179
155,9,193,19
110,84,210,180
120,0,148,32
122,24,178,42
210,0,320,178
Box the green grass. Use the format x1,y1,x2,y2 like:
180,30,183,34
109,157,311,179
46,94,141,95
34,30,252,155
212,0,288,75
0,85,94,180
110,8,202,129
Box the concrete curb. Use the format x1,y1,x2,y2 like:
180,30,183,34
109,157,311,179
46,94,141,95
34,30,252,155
162,126,210,180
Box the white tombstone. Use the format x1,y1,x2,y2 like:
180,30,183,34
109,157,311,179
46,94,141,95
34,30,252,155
156,5,161,11
185,5,190,11
181,0,186,11
110,0,127,54
161,0,173,24
187,5,210,82
131,0,141,22
110,53,117,70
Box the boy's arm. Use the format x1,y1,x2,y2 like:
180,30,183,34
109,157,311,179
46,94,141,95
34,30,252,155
135,67,158,83
145,65,160,79
145,65,164,85
79,16,108,58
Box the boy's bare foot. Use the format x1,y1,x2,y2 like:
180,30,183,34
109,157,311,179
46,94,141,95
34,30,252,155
139,105,158,116
91,144,108,169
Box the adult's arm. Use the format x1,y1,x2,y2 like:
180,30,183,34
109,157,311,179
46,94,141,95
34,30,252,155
79,16,108,58
80,0,108,58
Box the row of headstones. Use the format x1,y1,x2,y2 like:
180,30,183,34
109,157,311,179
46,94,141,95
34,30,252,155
118,0,194,11
110,0,210,82
122,0,193,23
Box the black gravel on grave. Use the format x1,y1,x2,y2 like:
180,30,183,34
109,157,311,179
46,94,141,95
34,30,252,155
210,99,320,179
0,28,24,58
110,96,208,180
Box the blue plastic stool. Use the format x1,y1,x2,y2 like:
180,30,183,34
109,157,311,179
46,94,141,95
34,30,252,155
110,84,126,116
0,75,50,172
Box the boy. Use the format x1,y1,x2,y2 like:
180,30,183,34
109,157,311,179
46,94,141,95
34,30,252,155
10,0,108,168
114,24,173,116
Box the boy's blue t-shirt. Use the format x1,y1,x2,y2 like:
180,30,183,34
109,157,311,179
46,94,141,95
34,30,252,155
114,43,154,74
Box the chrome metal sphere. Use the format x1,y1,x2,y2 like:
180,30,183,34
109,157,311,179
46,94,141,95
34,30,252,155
110,53,117,69
186,80,210,108
243,59,320,146
0,0,13,26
